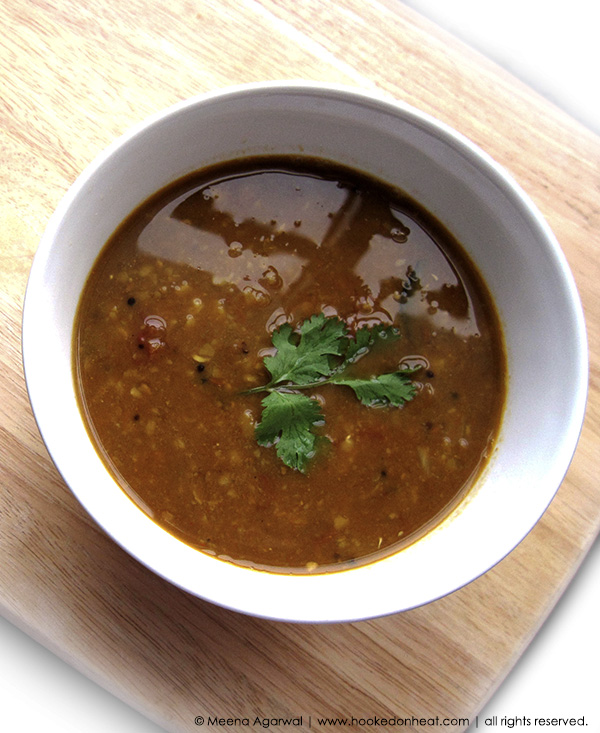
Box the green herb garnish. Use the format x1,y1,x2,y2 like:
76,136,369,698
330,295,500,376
246,313,418,472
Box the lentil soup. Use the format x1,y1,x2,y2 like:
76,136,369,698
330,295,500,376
74,156,506,573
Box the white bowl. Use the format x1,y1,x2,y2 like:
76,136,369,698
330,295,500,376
22,82,588,622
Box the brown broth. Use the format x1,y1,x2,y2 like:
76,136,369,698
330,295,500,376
74,156,506,573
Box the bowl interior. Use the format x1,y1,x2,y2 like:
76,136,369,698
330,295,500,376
22,83,588,622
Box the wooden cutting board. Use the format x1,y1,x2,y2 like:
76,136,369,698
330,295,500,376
1,1,599,730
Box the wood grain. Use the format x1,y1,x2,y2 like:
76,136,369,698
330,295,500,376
1,1,598,731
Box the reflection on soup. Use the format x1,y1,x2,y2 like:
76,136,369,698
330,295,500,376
74,156,506,573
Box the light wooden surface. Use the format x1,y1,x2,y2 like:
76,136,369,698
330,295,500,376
1,1,599,731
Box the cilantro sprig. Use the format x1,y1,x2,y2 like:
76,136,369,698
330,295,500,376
246,313,418,472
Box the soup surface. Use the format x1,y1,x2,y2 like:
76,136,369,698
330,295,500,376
74,156,506,573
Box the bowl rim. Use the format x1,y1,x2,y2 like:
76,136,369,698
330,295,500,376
22,81,589,622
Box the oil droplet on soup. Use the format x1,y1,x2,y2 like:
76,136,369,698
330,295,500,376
74,156,506,573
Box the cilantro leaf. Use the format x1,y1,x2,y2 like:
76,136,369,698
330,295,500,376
254,391,325,472
245,312,421,472
339,323,400,369
264,313,347,386
330,371,416,407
